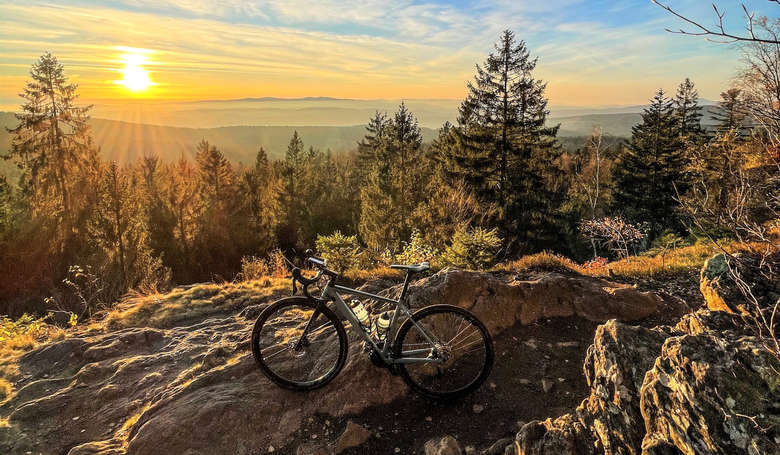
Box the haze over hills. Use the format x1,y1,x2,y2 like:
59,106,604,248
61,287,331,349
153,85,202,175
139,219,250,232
0,97,722,170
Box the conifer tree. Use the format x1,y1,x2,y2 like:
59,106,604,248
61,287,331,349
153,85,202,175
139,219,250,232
139,155,178,273
613,89,687,240
712,88,748,135
7,52,93,255
89,162,167,294
166,155,200,277
240,147,279,253
358,103,426,251
195,139,235,206
673,78,705,142
447,30,562,252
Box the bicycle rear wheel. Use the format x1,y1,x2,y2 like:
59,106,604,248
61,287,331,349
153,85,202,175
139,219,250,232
251,297,348,390
393,304,493,400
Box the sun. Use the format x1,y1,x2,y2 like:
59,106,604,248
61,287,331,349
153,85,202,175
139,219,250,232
116,50,154,92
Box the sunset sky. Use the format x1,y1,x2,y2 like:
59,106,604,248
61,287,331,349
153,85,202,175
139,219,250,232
0,1,765,107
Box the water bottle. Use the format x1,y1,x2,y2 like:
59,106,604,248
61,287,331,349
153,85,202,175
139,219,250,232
349,299,370,330
374,311,392,341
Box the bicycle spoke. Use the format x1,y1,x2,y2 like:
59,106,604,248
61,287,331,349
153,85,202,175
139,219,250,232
398,309,490,396
254,302,343,385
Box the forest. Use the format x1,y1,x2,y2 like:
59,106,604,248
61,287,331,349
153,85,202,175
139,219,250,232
0,29,777,319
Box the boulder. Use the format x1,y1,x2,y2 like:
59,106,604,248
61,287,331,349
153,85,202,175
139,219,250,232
424,435,463,455
405,270,673,332
641,332,780,454
700,252,780,315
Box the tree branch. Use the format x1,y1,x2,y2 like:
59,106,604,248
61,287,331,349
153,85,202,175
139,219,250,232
652,1,780,44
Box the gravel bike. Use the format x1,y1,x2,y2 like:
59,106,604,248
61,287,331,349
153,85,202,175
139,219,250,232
250,252,493,400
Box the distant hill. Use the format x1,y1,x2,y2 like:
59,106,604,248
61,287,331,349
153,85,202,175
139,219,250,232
0,104,725,174
0,113,438,166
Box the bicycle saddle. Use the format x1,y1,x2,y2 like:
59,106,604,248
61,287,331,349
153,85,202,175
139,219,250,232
389,262,430,273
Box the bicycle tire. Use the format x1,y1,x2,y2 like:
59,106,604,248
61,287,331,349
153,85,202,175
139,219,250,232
393,304,493,400
251,296,348,390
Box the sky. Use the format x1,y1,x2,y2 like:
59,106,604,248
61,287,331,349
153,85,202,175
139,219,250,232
0,0,771,107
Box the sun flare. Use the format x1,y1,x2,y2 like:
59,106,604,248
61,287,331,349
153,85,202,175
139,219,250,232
117,50,153,92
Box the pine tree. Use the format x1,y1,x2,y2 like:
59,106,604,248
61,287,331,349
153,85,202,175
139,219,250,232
240,147,279,253
447,30,562,252
138,155,178,275
6,52,93,255
358,103,426,251
673,78,705,142
166,155,200,278
612,89,687,240
195,139,235,206
712,88,748,136
89,162,166,294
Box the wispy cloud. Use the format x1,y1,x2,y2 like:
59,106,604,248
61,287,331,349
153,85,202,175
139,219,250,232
0,0,747,105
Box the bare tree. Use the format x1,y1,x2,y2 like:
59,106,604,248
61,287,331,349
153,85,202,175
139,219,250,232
653,1,780,44
738,24,780,151
571,128,609,256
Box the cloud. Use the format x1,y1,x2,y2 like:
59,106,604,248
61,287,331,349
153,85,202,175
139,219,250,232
0,0,744,105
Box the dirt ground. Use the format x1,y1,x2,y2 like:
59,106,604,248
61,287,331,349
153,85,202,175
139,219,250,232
279,316,600,454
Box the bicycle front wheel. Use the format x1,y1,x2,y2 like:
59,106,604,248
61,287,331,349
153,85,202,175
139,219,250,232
393,304,493,400
251,297,348,390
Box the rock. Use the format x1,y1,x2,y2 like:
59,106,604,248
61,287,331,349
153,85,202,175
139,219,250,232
484,437,514,454
510,300,780,455
641,332,780,454
335,421,372,453
424,435,462,455
540,379,553,393
700,253,744,314
404,270,673,332
296,442,328,455
700,252,780,315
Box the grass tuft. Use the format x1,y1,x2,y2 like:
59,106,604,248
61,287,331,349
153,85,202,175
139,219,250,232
99,278,289,329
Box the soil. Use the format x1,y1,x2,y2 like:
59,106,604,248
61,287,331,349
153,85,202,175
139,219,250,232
279,316,601,454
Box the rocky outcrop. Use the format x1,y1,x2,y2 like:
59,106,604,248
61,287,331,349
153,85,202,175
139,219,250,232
0,270,673,455
508,254,780,455
405,270,676,330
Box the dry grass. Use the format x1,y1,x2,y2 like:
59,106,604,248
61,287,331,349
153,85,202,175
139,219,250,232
99,278,289,329
495,251,586,275
0,315,66,360
495,241,755,280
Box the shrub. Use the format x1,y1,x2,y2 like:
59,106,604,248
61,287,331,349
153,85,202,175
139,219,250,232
240,256,271,281
239,249,290,282
391,229,439,265
579,216,645,258
442,227,501,270
315,231,365,272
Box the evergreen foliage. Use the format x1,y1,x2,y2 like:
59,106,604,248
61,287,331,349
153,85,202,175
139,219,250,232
673,78,705,143
612,89,688,240
445,30,563,253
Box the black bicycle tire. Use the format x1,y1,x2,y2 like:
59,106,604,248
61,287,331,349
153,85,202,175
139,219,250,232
251,296,348,390
393,304,494,400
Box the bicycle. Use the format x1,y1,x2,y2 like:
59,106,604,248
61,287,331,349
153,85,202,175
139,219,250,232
250,252,494,400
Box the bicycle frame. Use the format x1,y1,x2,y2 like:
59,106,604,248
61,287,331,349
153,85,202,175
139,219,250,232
317,276,443,365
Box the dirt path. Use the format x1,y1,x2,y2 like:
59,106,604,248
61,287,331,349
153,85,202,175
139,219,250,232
279,316,600,454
